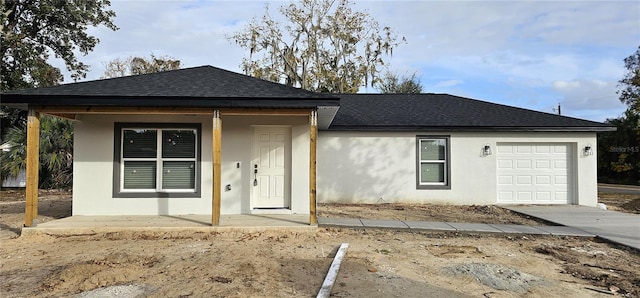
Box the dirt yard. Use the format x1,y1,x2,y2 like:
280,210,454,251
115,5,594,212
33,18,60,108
1,190,639,297
318,203,549,225
597,193,640,214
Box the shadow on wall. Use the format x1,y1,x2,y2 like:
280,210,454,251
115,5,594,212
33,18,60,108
319,135,414,203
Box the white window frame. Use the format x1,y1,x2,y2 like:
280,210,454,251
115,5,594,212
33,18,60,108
113,123,201,198
416,136,451,189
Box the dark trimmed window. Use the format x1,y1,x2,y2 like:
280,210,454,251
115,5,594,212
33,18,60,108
416,136,451,189
114,123,201,198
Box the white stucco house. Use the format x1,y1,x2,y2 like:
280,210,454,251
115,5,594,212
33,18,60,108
1,66,614,226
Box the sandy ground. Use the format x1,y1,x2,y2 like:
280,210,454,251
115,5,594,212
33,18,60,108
597,193,640,214
318,203,548,225
1,190,639,297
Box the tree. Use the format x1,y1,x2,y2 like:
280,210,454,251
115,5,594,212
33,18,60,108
0,54,182,188
598,46,640,185
0,123,26,180
1,0,117,147
229,0,404,93
618,45,640,115
101,54,182,79
376,71,423,93
0,116,74,189
597,110,640,185
1,0,117,188
1,0,118,90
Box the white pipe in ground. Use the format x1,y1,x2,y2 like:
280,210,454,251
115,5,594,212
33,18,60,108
317,243,349,298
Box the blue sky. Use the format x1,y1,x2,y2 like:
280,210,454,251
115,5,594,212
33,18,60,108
50,0,640,122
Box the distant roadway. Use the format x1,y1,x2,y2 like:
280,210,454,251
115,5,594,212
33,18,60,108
598,183,640,195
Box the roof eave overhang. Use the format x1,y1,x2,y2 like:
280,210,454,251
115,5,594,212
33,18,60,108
326,126,617,132
1,103,28,110
1,95,340,109
2,95,342,128
317,106,340,130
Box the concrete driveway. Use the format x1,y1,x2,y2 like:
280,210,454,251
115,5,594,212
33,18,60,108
504,205,640,251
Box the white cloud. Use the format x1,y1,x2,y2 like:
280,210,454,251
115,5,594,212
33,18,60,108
434,79,463,88
76,1,272,80
517,1,639,46
552,79,626,113
357,1,637,87
43,0,639,122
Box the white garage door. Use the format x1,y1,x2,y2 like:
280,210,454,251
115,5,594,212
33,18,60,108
497,143,573,204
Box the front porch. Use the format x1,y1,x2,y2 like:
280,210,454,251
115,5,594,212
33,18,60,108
3,66,342,228
21,214,316,237
22,107,326,227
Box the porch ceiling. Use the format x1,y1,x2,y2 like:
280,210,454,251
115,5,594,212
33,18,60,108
27,106,339,130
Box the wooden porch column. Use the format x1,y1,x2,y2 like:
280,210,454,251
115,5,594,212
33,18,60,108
212,110,222,225
24,109,40,227
309,110,318,225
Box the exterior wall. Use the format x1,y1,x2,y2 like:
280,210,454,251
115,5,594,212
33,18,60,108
73,114,213,216
73,114,310,216
2,169,26,187
317,131,598,206
220,116,310,215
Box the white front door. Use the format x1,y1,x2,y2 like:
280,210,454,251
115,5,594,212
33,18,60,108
251,126,291,209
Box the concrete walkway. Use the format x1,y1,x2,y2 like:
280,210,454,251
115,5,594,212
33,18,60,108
317,217,595,237
22,207,639,251
319,206,640,251
503,205,640,250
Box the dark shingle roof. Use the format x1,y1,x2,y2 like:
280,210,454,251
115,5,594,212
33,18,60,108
0,65,613,131
1,65,338,108
329,93,614,132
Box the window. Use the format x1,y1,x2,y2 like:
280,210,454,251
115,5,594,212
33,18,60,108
416,136,450,189
113,123,201,198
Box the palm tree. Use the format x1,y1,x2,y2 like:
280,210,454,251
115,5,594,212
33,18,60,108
0,115,73,189
0,122,27,181
39,116,74,188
